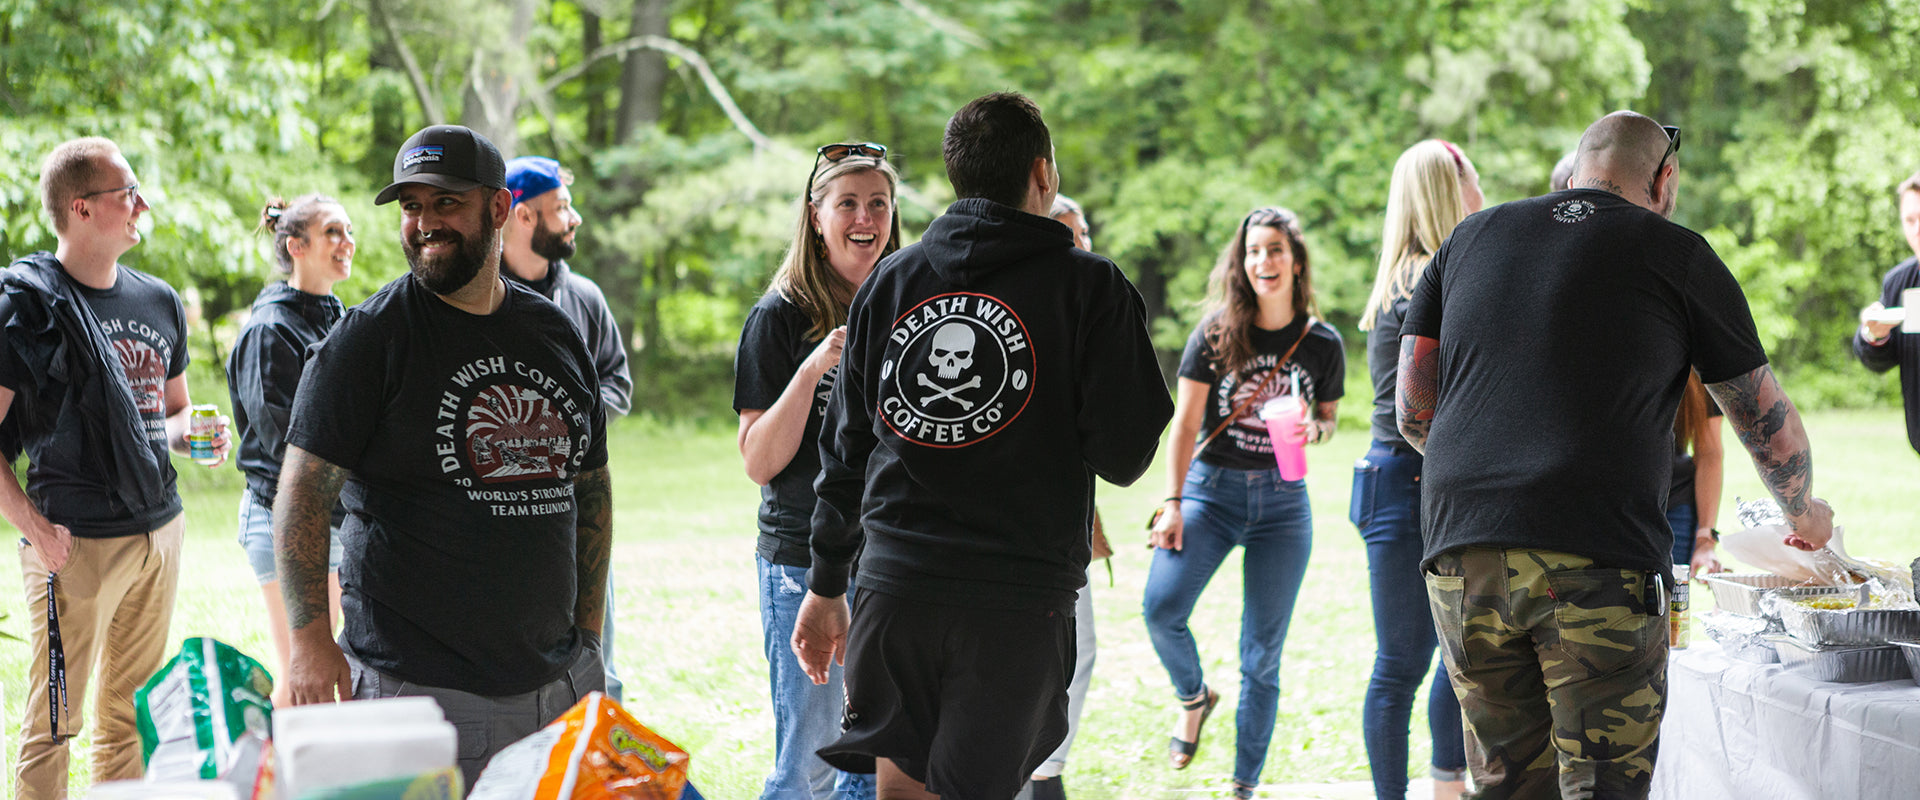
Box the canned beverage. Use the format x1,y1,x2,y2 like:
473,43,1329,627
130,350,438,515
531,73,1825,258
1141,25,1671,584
188,404,221,465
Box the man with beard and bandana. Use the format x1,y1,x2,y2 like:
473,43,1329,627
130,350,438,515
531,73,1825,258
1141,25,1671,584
502,155,633,701
274,125,613,788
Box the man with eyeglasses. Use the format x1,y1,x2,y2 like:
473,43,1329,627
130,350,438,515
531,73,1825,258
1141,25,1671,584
1397,110,1831,798
793,92,1171,800
5,137,230,798
1852,170,1920,457
274,126,612,789
501,155,633,701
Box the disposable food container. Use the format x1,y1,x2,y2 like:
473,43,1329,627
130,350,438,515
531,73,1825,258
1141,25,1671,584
1771,636,1912,683
1776,600,1920,646
1893,640,1920,688
1699,612,1777,664
1702,573,1853,618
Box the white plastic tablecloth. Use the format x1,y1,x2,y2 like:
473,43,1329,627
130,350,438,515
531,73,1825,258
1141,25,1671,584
1652,641,1920,800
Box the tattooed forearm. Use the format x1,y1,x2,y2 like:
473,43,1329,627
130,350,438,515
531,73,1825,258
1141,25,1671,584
1396,335,1439,453
274,446,350,631
572,466,613,635
1582,177,1625,195
1707,365,1813,519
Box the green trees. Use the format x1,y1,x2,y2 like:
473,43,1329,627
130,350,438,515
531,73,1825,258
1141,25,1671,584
2,0,1913,414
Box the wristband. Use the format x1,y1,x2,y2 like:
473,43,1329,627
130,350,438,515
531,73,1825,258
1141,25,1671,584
1164,496,1183,505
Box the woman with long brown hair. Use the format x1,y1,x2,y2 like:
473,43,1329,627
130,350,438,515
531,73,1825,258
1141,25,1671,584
1669,372,1724,575
732,143,901,800
1143,206,1345,799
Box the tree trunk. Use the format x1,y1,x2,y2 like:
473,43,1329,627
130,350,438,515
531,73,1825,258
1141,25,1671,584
459,0,535,155
1137,237,1178,382
583,10,608,147
614,0,670,142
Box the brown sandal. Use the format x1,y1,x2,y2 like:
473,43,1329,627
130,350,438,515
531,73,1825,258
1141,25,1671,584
1167,685,1219,770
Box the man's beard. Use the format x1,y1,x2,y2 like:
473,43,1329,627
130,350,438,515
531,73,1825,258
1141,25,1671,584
406,205,497,295
530,211,576,262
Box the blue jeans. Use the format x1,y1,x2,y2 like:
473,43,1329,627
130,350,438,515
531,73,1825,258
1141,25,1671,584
1350,443,1466,799
757,556,874,800
1667,504,1696,567
1143,459,1313,787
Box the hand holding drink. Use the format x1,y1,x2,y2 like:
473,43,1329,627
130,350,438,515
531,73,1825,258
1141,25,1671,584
1260,394,1310,481
187,403,232,467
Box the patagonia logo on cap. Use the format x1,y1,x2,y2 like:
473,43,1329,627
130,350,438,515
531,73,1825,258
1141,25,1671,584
402,145,445,170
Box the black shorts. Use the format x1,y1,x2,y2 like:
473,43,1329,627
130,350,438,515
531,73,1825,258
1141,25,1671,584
819,589,1074,799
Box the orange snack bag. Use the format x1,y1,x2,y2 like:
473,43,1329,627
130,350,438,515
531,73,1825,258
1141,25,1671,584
469,692,690,799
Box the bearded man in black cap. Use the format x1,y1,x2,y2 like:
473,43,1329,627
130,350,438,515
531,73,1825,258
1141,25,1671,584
274,125,614,786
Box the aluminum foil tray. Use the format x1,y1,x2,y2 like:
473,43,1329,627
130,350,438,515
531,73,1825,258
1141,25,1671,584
1771,637,1912,683
1893,640,1920,688
1703,573,1852,618
1699,612,1777,663
1776,601,1920,646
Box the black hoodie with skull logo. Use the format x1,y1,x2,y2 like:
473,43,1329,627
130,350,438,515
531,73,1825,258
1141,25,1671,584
809,198,1171,611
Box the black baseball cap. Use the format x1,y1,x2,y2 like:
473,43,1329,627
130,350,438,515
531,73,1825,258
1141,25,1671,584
374,125,507,205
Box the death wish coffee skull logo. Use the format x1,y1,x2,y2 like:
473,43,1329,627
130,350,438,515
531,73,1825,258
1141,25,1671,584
878,292,1035,448
1552,199,1596,224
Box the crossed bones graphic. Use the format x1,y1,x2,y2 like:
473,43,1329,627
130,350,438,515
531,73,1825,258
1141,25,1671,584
916,372,981,410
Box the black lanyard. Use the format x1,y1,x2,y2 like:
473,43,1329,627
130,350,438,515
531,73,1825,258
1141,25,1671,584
47,572,70,742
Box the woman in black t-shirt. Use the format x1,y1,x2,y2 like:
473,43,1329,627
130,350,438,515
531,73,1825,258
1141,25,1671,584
1669,372,1725,575
1144,206,1344,799
226,194,352,707
1353,140,1479,800
732,144,901,800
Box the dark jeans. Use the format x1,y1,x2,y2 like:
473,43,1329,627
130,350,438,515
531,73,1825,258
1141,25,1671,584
1143,459,1313,787
1351,443,1466,798
1666,504,1696,567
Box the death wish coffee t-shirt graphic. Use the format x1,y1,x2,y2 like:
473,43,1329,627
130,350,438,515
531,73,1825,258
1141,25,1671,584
877,292,1035,448
433,355,593,515
96,310,182,443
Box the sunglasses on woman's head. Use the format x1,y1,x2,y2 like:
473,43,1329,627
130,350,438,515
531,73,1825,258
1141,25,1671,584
806,142,888,196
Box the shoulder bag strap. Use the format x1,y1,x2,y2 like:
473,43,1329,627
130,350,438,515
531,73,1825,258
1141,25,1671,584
1191,318,1317,454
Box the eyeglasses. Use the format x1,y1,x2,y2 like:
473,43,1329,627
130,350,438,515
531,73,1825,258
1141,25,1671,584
1651,126,1681,186
805,142,888,197
78,183,139,203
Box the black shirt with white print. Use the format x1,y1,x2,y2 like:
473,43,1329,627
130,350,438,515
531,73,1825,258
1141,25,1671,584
810,199,1171,612
733,290,838,567
1176,315,1345,472
286,274,609,696
0,265,187,537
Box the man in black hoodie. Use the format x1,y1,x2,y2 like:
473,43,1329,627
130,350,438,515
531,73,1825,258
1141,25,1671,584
794,92,1172,799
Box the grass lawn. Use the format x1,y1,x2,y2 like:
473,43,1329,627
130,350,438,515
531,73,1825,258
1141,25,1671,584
1,410,1915,798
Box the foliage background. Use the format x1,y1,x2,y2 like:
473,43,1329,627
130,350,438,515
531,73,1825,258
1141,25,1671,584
4,0,1918,412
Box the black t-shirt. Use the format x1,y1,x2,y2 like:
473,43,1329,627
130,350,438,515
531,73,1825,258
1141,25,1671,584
286,275,610,696
1176,315,1345,471
1367,298,1413,447
1403,190,1768,575
732,290,838,567
0,266,187,536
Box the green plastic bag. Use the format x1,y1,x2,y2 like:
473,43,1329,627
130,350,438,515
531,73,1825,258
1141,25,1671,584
135,637,275,780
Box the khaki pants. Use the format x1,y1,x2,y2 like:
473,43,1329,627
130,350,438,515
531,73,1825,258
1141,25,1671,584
15,515,185,800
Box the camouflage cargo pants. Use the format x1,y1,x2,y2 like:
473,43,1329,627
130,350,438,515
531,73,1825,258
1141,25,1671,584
1424,546,1669,800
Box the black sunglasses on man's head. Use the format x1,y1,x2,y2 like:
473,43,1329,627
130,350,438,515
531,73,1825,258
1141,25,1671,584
805,142,888,197
1652,125,1682,185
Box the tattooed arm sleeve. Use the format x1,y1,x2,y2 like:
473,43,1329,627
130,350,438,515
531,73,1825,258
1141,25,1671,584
572,466,613,636
1706,364,1816,523
1395,335,1440,453
275,445,350,633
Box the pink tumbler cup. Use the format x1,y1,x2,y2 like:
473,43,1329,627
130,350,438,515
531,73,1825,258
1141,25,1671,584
1260,396,1309,481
